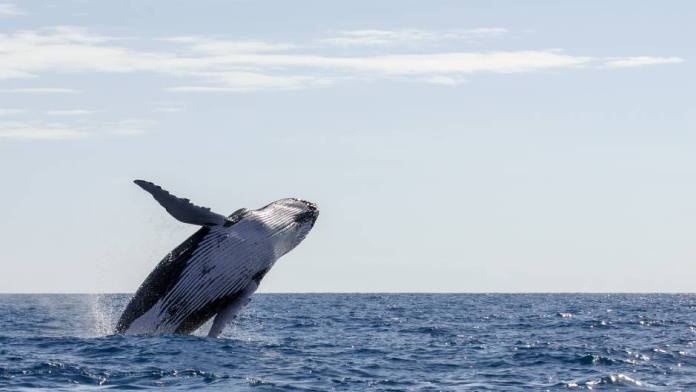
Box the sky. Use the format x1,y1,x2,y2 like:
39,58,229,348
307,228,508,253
0,1,694,293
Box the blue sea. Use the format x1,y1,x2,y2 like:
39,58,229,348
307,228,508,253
0,294,695,391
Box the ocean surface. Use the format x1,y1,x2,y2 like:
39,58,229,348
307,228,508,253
0,294,694,391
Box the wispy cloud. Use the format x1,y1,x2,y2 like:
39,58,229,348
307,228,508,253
0,122,85,140
604,56,685,68
0,119,153,140
0,3,23,18
161,36,297,53
154,107,182,113
0,108,26,116
423,75,468,86
168,71,332,92
100,119,154,136
45,109,93,116
319,28,508,46
5,87,81,94
0,26,685,92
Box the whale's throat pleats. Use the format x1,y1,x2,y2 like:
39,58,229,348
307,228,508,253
173,267,270,335
115,226,211,333
173,289,246,335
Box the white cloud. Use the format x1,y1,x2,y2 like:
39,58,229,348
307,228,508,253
154,107,182,113
162,36,297,54
0,26,685,92
101,119,154,136
0,119,153,140
168,71,332,92
0,27,180,80
5,87,81,94
308,51,592,75
603,56,685,68
423,75,468,86
0,108,26,116
45,109,92,116
0,3,23,17
0,122,85,140
320,28,508,46
166,86,252,92
467,28,510,36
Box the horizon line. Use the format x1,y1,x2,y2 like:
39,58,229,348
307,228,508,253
0,291,694,295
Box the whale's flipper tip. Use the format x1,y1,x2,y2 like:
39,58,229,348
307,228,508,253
133,179,157,193
133,179,228,227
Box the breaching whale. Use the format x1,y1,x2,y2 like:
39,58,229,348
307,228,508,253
115,180,319,337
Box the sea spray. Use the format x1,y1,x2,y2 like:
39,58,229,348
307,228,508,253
85,294,118,336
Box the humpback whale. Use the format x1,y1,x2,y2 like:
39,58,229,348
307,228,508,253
115,180,319,337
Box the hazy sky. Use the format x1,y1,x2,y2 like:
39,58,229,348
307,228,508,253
1,1,694,293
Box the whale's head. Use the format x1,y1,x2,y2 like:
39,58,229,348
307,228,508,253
254,198,319,257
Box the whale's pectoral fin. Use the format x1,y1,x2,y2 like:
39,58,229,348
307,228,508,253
208,281,258,338
134,179,227,226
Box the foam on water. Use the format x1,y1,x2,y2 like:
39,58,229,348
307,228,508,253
1,294,695,391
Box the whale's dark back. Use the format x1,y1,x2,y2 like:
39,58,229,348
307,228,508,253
114,226,211,334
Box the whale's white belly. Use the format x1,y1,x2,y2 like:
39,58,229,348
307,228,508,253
124,222,277,335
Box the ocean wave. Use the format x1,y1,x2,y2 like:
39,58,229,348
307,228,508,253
0,294,694,390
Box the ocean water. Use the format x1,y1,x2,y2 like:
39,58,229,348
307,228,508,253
0,294,694,391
